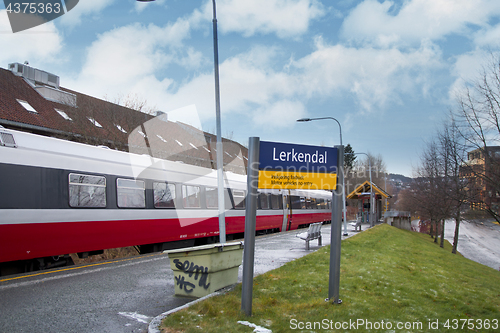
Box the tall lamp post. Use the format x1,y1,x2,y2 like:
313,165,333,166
138,0,226,243
297,117,348,236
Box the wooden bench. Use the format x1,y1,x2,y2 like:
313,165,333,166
349,217,362,232
295,222,322,250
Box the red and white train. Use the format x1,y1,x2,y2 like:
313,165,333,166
0,127,332,275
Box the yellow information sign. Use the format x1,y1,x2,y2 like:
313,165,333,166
258,170,337,190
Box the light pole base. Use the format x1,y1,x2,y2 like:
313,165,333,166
325,298,343,305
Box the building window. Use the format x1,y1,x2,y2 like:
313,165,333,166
156,134,167,143
87,117,102,128
17,99,37,113
69,173,106,207
115,124,127,133
55,109,72,121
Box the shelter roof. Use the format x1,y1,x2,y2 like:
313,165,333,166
347,180,391,199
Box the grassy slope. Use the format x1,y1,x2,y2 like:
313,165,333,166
161,224,500,332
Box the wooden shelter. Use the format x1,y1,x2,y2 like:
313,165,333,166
347,180,391,224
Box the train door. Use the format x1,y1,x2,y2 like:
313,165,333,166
281,190,291,231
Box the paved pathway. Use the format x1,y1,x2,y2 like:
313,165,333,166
241,222,368,279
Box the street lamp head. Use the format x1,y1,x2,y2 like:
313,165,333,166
136,0,155,2
296,118,312,122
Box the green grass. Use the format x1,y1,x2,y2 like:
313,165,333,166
160,224,500,332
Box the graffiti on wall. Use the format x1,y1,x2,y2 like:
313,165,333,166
173,258,210,293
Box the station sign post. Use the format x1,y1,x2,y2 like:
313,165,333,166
242,138,343,316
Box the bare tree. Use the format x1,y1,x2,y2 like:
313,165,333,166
413,139,447,243
408,120,469,253
437,121,469,253
453,53,500,222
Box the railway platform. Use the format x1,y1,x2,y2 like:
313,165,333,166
148,221,371,333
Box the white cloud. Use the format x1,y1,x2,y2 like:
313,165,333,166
156,45,298,122
473,23,500,48
0,10,63,66
448,49,496,104
292,36,443,112
199,0,325,38
66,18,193,98
63,1,452,131
59,0,116,27
252,100,306,128
175,47,206,69
341,0,500,48
161,36,444,124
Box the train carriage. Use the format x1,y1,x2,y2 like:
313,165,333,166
0,127,331,275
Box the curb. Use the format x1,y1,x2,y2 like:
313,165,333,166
148,285,236,333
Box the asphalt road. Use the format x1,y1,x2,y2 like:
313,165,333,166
444,219,500,270
0,253,190,333
1,222,365,333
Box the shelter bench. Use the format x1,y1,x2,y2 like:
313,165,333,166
295,222,322,250
349,217,362,232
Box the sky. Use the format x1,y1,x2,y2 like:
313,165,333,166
2,0,500,177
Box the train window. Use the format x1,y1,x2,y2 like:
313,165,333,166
117,179,145,208
206,187,218,208
154,182,176,208
291,196,305,209
232,190,246,209
183,185,201,208
316,198,325,209
206,187,233,209
259,193,270,209
270,194,283,209
305,197,316,209
69,173,106,208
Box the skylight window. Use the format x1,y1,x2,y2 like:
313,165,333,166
156,134,167,143
115,124,127,133
189,143,198,149
138,130,146,138
17,99,37,113
55,109,72,121
175,140,183,146
87,117,102,128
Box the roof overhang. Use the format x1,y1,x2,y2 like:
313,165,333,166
347,180,391,200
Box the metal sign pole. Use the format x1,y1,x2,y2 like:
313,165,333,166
241,137,260,316
328,144,344,304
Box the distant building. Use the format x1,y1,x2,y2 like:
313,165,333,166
0,63,248,174
460,146,500,214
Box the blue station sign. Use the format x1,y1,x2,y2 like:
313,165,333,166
258,141,338,190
